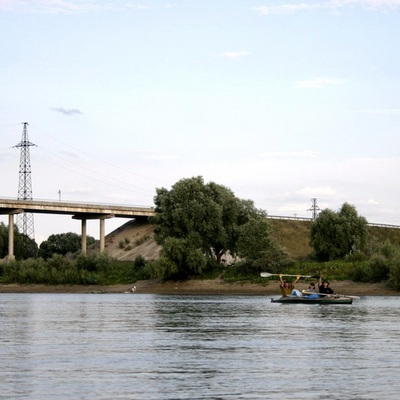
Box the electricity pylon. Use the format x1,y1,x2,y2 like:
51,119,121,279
14,122,36,240
308,198,320,220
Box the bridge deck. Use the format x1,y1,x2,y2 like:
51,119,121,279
0,198,155,219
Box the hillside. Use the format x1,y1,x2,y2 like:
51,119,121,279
99,218,400,262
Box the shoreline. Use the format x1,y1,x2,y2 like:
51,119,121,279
0,279,399,296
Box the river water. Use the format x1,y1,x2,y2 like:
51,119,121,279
1,293,399,400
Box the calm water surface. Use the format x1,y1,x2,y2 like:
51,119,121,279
1,293,399,399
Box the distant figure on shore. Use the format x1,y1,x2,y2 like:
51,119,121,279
128,286,136,293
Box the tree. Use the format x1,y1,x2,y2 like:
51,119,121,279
151,176,285,279
0,222,38,260
236,212,290,273
38,232,95,259
0,222,7,259
310,202,368,261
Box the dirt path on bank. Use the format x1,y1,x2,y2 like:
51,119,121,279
0,279,398,296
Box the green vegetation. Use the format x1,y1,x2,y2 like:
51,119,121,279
310,203,368,261
39,232,95,259
0,222,38,259
149,176,290,280
1,178,400,291
0,253,138,285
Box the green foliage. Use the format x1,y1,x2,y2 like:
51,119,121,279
350,240,399,283
310,203,368,261
0,253,134,285
149,237,207,280
118,237,131,249
75,252,113,273
236,213,291,274
151,176,287,280
131,255,150,280
152,176,243,263
1,255,96,285
0,222,38,260
388,258,400,290
38,232,95,259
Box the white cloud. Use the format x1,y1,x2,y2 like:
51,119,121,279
125,4,150,11
366,198,380,205
260,150,319,158
355,108,400,114
253,0,400,15
51,107,83,116
0,0,149,14
220,51,250,60
332,0,400,11
296,186,338,197
253,3,322,15
297,77,347,88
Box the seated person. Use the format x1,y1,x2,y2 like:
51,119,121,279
279,274,302,297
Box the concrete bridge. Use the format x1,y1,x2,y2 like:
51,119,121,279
0,198,155,259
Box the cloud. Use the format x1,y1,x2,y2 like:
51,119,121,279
125,4,150,11
0,0,149,14
133,148,177,161
51,107,83,116
355,108,400,114
366,198,380,205
297,78,347,88
253,3,322,15
252,0,400,15
333,0,400,11
296,185,338,197
260,150,319,158
220,51,250,60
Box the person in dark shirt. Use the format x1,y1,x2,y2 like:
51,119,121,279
318,276,335,297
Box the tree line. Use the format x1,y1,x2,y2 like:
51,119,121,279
1,176,400,288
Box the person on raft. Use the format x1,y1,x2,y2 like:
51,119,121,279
318,276,336,297
279,274,302,297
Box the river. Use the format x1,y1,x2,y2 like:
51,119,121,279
1,294,399,399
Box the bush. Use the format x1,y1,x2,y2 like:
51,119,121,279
388,257,400,290
132,255,150,280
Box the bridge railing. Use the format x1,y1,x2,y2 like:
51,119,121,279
266,215,400,229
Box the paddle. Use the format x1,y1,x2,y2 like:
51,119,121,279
301,290,360,300
260,272,319,279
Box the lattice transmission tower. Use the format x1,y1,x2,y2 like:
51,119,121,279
307,198,320,220
14,122,37,240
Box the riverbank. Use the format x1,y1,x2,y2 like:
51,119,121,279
0,279,399,295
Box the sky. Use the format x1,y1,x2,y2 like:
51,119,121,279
1,0,400,244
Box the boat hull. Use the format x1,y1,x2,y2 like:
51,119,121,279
271,296,353,305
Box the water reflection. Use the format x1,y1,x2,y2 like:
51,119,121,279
1,294,400,399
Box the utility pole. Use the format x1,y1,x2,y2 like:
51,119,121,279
14,122,37,240
308,198,320,220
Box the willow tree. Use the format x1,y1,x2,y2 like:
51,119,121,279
310,202,368,261
150,176,272,279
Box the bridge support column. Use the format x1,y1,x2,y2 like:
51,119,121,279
99,218,105,253
81,219,87,256
7,214,15,261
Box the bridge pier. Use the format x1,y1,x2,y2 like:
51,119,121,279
77,215,112,255
99,218,105,253
81,219,87,256
7,213,16,261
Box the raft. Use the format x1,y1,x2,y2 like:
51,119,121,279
271,295,353,305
